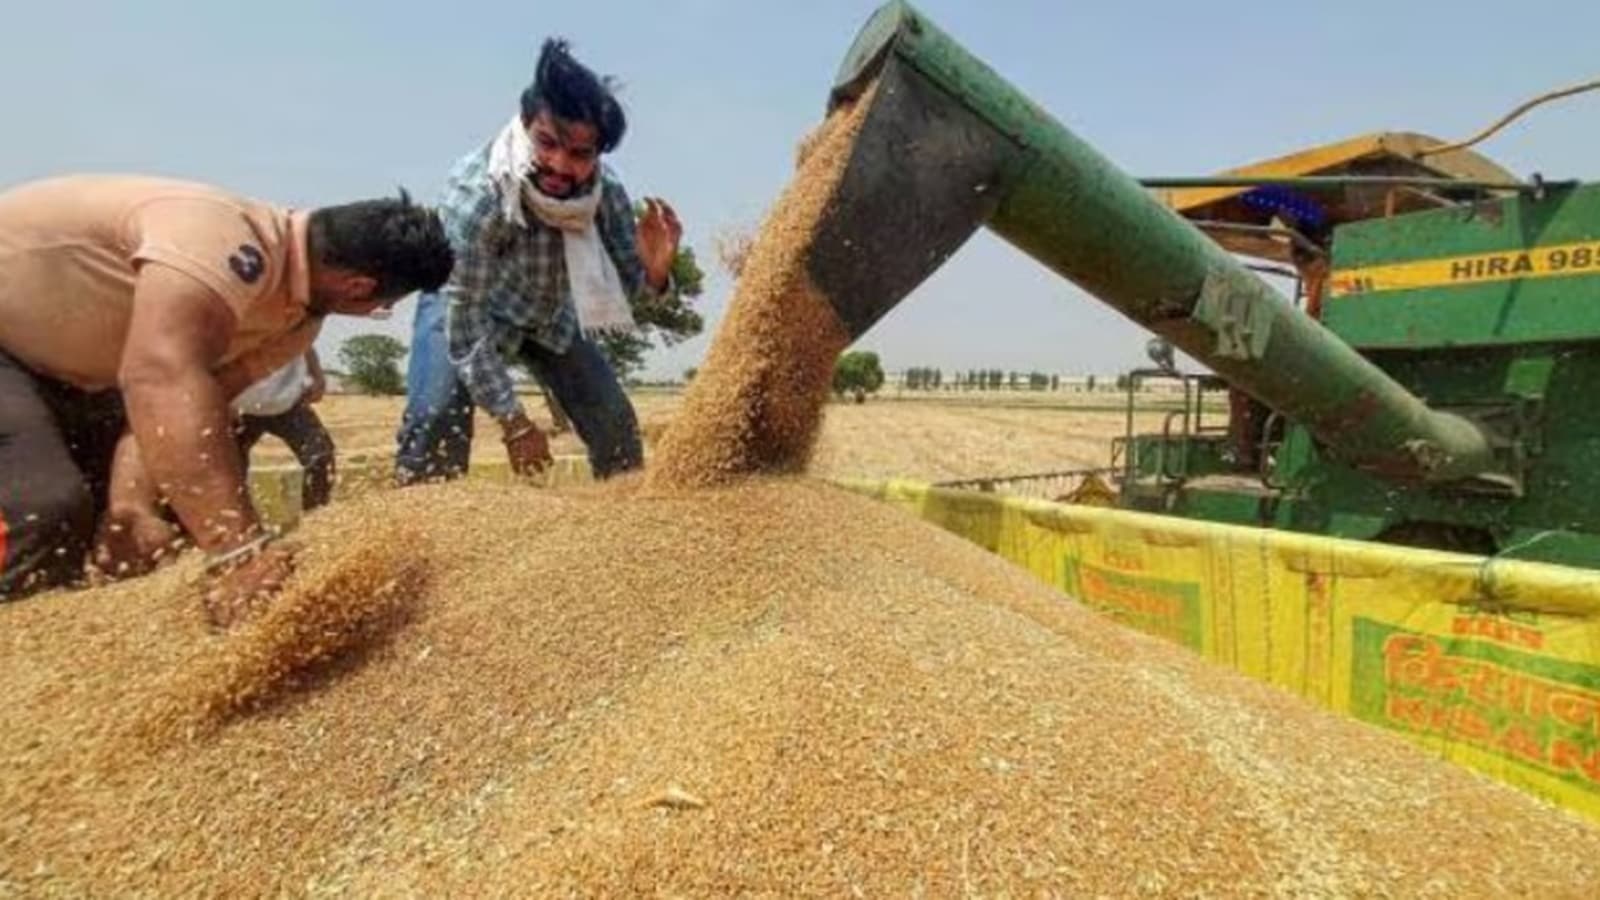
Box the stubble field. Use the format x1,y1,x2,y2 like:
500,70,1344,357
255,388,1175,485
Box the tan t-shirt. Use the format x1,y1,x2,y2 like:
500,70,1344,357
0,174,320,392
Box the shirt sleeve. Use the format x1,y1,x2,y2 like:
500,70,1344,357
130,196,278,319
442,188,525,422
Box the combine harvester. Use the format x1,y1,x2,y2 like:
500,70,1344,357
817,2,1600,821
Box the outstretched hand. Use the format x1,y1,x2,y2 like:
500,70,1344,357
636,197,682,290
91,506,183,580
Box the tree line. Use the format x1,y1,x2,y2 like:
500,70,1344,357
828,356,1130,402
900,368,1112,392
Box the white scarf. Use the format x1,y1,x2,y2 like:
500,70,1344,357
486,115,636,337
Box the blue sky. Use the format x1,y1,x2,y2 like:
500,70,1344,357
3,0,1597,379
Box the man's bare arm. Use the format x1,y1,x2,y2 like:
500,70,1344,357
92,431,181,576
119,263,261,555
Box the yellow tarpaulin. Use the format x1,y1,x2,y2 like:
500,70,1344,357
839,477,1600,823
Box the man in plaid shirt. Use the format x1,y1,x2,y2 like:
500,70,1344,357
395,38,681,483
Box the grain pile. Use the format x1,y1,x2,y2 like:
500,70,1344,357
646,94,866,489
3,479,1600,896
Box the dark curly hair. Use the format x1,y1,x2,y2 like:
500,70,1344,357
307,189,453,300
519,38,626,153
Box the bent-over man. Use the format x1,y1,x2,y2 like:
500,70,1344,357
0,175,452,624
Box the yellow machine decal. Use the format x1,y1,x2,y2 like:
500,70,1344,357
1330,240,1600,297
840,477,1600,825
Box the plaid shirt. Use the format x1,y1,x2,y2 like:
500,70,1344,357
439,144,667,420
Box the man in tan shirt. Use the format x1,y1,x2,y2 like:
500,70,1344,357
0,175,452,624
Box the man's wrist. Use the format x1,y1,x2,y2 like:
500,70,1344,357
204,530,274,576
196,510,266,554
497,410,537,441
644,260,674,293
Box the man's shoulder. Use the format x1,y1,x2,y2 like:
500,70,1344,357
438,148,505,237
597,166,637,221
8,173,241,200
598,164,632,200
120,179,294,306
444,141,495,188
2,174,278,227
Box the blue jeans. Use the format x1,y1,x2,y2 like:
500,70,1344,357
394,292,474,483
394,291,643,483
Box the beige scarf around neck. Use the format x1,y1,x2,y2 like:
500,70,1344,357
486,115,636,337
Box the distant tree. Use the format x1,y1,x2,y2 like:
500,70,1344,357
1050,374,1060,391
338,334,407,395
1087,374,1097,393
833,351,885,403
683,366,699,383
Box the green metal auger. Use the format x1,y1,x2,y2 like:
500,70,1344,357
805,1,1498,485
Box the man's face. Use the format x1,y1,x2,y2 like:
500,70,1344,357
526,110,599,199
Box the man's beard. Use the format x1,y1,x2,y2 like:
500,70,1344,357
527,164,595,200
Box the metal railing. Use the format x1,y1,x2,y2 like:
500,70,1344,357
934,466,1120,502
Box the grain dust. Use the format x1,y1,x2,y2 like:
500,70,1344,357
646,93,868,489
133,528,428,746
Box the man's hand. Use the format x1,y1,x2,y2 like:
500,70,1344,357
89,430,183,579
636,197,682,291
500,411,552,476
203,539,300,629
92,506,183,579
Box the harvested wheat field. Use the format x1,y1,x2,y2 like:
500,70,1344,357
806,401,1163,482
3,478,1600,896
263,391,1156,485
